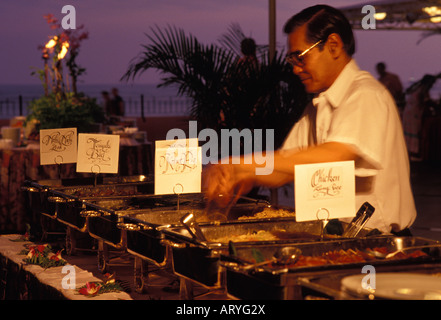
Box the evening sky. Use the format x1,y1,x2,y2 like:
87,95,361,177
1,0,440,89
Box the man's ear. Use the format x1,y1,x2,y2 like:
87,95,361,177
326,33,344,58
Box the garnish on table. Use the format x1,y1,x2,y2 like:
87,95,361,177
77,273,124,297
19,243,67,268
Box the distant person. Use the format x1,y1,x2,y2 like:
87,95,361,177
238,38,258,66
101,91,112,115
376,62,405,111
111,87,125,117
402,74,437,161
234,38,259,129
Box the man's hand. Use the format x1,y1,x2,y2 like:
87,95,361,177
202,163,254,207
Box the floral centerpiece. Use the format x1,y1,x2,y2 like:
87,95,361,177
26,14,104,136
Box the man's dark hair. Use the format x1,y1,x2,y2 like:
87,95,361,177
283,5,355,56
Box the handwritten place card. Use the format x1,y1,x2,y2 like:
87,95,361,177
76,133,120,174
155,138,202,195
40,128,77,165
294,161,355,222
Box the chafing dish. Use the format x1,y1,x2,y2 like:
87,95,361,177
222,236,441,300
120,200,295,263
22,175,153,221
160,218,361,291
21,175,153,254
83,194,269,277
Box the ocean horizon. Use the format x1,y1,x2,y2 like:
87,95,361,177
0,83,190,119
0,82,180,100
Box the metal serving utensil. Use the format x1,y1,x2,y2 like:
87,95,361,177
342,202,375,238
366,244,441,259
273,247,302,265
239,247,302,271
180,212,207,242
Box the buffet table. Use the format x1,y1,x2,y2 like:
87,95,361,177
0,234,132,300
0,140,152,233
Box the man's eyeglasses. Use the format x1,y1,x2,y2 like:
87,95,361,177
285,40,323,67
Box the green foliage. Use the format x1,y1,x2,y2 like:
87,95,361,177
26,92,105,133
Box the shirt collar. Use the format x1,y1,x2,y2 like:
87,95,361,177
312,59,359,109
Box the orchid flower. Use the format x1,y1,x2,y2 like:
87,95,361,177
78,282,101,296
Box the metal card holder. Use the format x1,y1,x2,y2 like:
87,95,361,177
316,208,330,241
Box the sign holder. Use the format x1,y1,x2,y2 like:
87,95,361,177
54,155,64,180
316,208,330,240
91,164,101,187
173,183,184,211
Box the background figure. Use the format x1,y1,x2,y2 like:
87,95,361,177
234,38,259,130
403,74,437,160
376,62,405,113
238,38,258,65
111,87,125,116
101,91,112,115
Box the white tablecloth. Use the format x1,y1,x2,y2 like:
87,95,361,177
0,234,132,300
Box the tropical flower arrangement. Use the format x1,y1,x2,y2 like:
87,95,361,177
20,244,67,269
26,14,104,135
77,273,124,297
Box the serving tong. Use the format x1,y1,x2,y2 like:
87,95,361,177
342,202,375,238
180,212,207,242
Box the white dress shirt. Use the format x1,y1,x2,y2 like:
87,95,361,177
282,59,416,233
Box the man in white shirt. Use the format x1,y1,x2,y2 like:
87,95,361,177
203,5,416,235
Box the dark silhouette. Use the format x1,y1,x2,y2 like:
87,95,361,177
111,87,125,117
376,62,405,110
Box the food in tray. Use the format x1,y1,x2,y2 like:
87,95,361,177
72,188,139,197
263,247,429,269
212,230,281,243
238,207,295,220
197,207,296,223
210,229,322,243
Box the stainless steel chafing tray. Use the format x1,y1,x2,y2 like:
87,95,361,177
81,194,271,277
21,176,154,256
222,236,441,300
82,195,271,263
118,200,274,267
83,193,209,248
22,175,154,222
160,219,363,289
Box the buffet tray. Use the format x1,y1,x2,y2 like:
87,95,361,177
22,175,154,222
222,236,441,300
160,219,364,288
83,193,210,248
85,196,272,263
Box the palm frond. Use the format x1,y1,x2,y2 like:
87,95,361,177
122,24,309,146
